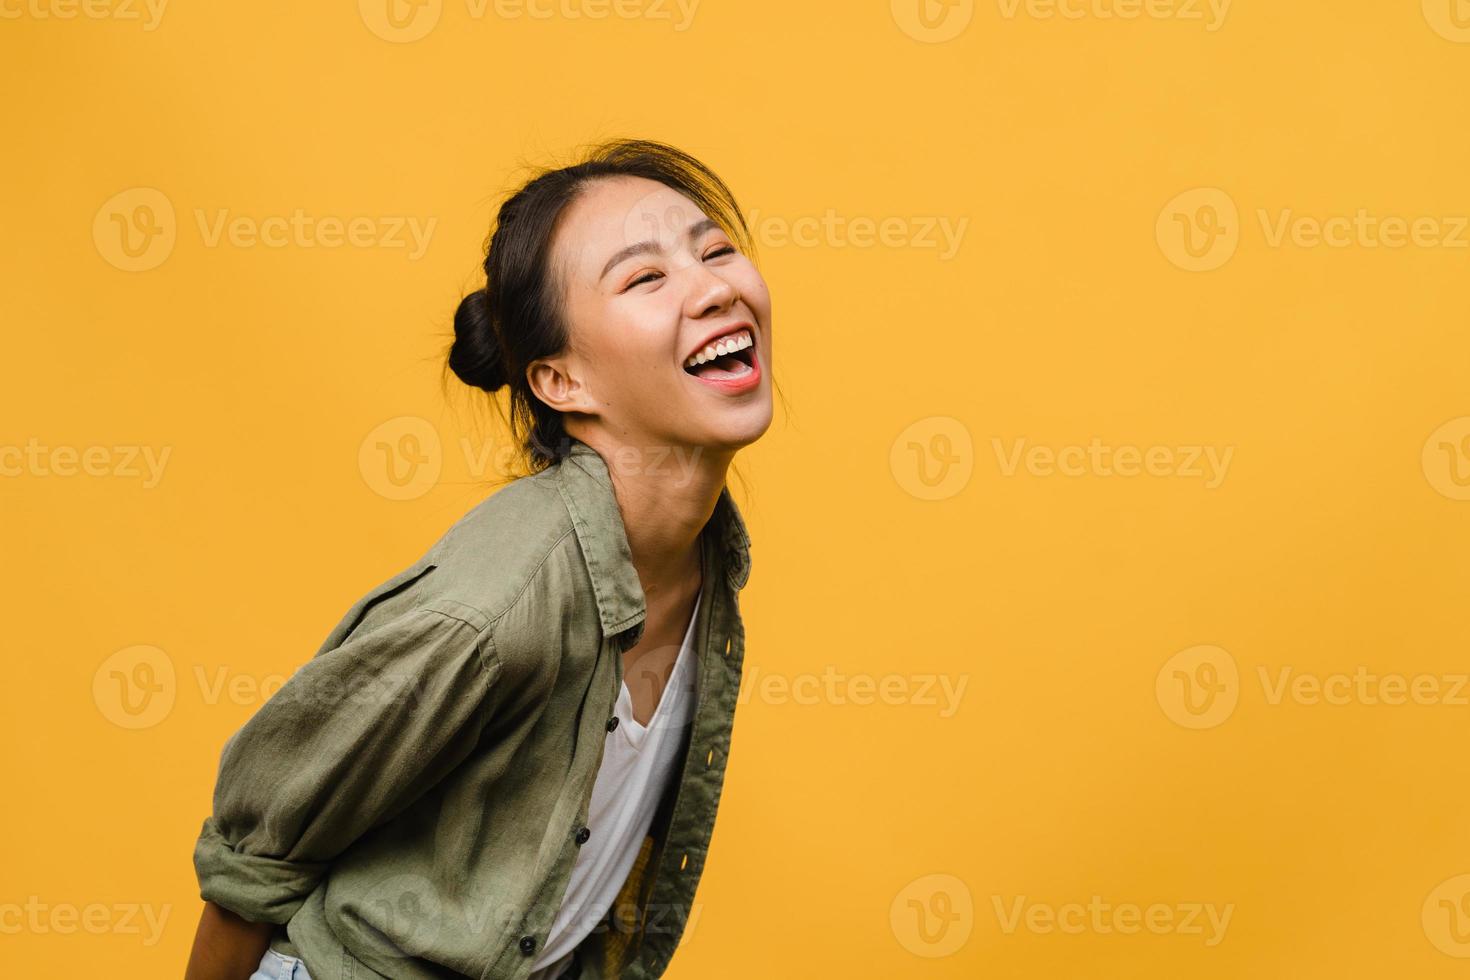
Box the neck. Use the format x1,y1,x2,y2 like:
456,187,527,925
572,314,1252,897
574,431,731,607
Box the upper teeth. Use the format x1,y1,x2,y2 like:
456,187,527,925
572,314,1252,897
685,330,753,368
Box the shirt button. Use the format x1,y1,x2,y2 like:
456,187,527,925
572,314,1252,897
574,826,591,845
518,935,537,955
606,716,619,732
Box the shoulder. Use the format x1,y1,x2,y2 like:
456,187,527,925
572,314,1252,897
290,462,595,723
322,463,586,650
405,464,603,696
417,465,586,627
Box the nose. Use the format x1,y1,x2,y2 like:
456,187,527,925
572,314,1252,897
682,260,738,320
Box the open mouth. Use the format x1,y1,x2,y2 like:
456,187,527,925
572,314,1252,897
682,329,756,382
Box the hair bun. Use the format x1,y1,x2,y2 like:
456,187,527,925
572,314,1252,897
448,288,509,393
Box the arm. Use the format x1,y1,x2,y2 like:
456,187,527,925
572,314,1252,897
183,901,273,980
189,601,499,970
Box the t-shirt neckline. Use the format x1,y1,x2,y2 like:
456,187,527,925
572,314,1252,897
617,590,701,743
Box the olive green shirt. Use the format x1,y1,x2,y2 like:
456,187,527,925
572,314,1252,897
193,437,752,979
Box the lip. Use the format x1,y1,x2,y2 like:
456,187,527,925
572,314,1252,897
682,321,761,395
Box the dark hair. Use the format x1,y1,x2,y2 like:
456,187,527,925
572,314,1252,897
442,138,756,475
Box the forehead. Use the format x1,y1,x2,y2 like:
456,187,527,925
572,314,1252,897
552,176,712,281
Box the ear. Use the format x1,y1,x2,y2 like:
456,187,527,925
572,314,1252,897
526,354,597,414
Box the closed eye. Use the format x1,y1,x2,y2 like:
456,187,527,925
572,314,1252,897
623,244,736,292
624,270,662,290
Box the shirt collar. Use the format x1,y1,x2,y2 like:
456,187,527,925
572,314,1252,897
556,437,752,640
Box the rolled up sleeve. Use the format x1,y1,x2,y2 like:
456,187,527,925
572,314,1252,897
193,602,499,924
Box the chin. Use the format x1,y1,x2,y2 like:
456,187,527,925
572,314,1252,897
698,406,773,453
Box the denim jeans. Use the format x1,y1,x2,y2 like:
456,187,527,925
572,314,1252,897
246,945,583,980
249,948,313,980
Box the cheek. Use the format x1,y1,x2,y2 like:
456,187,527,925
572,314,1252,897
568,297,648,385
734,263,772,320
604,300,679,378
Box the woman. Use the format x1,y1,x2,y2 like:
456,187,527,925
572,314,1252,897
184,139,773,980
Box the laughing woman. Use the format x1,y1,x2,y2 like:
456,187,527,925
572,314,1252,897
184,139,772,980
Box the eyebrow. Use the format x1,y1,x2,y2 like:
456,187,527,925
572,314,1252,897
599,217,723,283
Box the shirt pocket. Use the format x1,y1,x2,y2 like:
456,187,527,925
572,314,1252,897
330,558,441,647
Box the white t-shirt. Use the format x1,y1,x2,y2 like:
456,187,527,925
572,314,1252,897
527,591,701,980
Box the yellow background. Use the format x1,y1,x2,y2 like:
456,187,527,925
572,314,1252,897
3,0,1470,976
